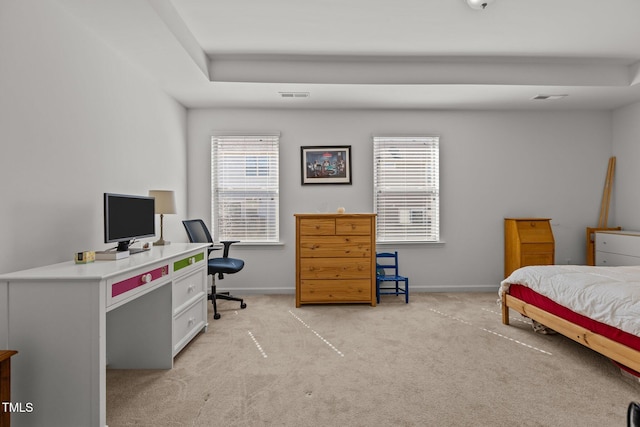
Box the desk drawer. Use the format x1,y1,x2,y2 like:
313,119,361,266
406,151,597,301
108,264,170,308
173,268,206,314
173,300,206,354
173,251,205,277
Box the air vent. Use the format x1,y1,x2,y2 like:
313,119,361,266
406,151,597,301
279,92,310,98
532,94,568,100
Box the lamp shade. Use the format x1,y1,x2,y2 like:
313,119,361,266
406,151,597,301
148,190,177,214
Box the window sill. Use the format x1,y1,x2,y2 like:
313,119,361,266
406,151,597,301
376,240,445,245
214,241,284,248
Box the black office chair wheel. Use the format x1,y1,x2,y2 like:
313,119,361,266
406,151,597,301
213,313,221,320
241,302,247,309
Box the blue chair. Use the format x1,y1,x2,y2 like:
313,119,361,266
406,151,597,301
376,251,409,303
629,401,640,427
183,219,246,319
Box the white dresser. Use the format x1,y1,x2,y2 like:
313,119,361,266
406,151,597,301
595,230,640,266
0,243,210,427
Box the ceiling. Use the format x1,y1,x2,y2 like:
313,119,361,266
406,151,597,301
55,0,640,110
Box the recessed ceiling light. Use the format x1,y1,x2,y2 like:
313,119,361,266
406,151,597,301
279,92,310,98
532,94,568,100
466,0,495,10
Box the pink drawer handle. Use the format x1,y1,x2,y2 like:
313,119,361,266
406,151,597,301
112,265,168,298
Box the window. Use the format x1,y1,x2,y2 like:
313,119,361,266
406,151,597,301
373,136,440,243
211,134,280,243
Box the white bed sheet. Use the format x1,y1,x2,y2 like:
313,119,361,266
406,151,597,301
500,265,640,336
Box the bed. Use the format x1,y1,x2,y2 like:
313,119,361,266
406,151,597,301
500,264,640,374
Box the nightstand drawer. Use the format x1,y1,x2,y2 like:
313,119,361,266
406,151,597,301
521,243,554,253
515,220,554,242
521,253,554,267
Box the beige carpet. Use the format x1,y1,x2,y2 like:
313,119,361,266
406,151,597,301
107,293,640,426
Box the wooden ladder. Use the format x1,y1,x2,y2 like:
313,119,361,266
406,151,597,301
586,156,619,265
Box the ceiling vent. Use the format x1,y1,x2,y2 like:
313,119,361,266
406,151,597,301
279,92,310,98
532,94,568,100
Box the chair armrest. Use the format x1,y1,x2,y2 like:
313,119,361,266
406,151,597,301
220,240,240,258
207,245,221,258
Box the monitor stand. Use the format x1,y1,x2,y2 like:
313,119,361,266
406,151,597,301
116,241,131,252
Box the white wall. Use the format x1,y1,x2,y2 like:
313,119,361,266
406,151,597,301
0,0,188,274
612,101,640,229
187,108,612,293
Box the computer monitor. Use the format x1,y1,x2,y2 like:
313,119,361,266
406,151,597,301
104,193,155,252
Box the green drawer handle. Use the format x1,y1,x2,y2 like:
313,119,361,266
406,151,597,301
174,252,205,271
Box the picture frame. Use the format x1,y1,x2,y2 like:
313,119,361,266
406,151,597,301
301,145,352,185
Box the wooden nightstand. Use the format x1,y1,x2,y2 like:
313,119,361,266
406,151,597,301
504,218,555,278
1,350,18,427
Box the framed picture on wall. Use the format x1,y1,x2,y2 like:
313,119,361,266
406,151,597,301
301,145,352,185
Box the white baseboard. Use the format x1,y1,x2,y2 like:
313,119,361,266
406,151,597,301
217,284,500,295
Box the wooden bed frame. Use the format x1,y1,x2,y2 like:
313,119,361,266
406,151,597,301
501,292,640,373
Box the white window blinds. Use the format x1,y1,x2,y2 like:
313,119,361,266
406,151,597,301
211,134,280,243
373,136,440,242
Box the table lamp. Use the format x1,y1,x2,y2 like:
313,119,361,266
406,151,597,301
149,190,176,246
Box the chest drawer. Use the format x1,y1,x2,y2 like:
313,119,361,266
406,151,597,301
299,235,372,258
299,218,336,235
595,251,640,266
300,258,371,280
299,279,372,302
596,232,640,258
336,217,371,235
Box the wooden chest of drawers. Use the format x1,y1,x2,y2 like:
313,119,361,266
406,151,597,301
295,213,376,307
504,218,555,278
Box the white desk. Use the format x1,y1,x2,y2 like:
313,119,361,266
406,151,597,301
0,243,210,427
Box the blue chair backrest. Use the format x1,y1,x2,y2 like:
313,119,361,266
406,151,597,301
376,251,400,276
183,219,214,244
